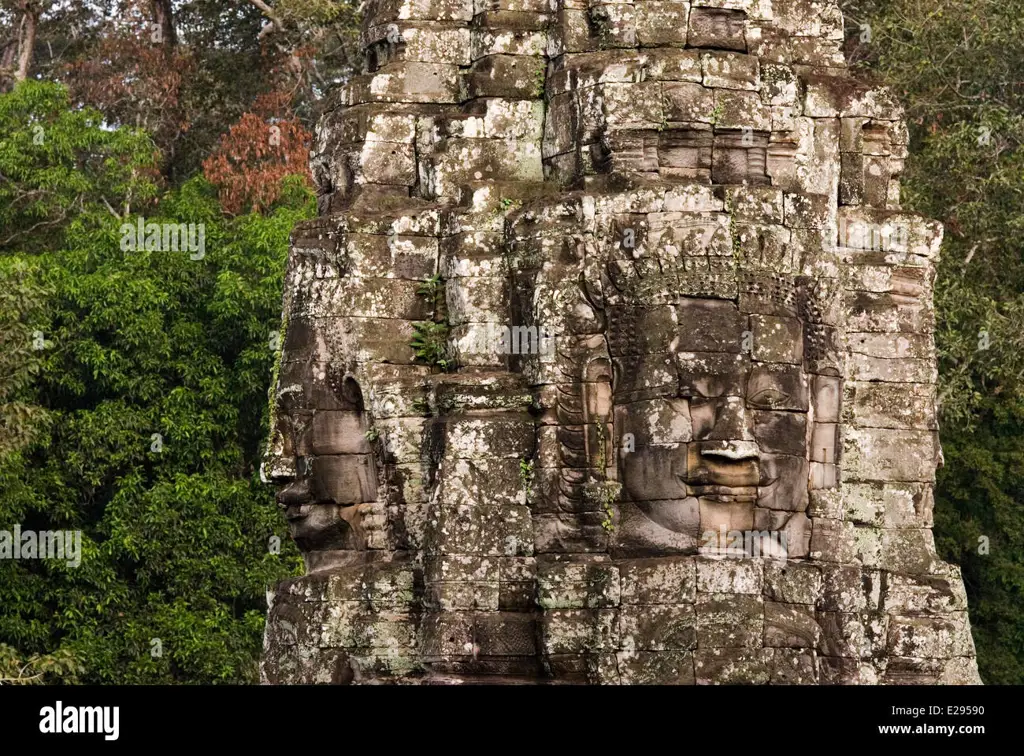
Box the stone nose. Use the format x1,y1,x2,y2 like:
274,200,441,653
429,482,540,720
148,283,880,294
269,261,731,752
275,477,312,509
261,410,307,485
703,396,756,447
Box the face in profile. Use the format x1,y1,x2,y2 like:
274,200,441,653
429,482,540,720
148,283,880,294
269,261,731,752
262,318,380,571
609,296,825,558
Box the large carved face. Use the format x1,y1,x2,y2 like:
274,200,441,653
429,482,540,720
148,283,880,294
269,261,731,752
262,318,380,571
607,287,834,559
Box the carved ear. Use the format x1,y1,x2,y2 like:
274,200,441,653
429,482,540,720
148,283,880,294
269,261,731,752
330,373,364,411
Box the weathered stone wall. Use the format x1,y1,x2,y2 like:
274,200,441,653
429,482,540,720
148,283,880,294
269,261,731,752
261,0,982,685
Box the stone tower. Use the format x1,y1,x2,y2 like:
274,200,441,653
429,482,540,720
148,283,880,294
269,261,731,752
260,0,982,684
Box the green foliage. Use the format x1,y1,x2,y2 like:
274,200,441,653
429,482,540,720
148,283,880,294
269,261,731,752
277,0,347,24
0,82,309,683
0,258,49,456
532,63,547,99
411,273,454,371
934,397,1024,684
0,644,83,685
709,102,724,126
583,480,620,533
0,81,159,254
842,0,1024,682
416,273,445,313
410,321,454,371
519,458,534,488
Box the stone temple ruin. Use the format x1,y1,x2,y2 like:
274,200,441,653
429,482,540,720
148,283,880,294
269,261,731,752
260,0,982,684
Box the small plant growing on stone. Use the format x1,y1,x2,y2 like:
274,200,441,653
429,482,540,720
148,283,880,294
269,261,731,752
364,426,380,442
412,272,455,371
519,458,535,487
417,273,445,314
411,320,454,371
532,64,546,98
589,10,614,46
710,101,724,126
600,499,615,532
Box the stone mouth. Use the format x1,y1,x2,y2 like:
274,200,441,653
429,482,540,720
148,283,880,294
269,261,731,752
688,484,757,504
696,496,755,504
286,500,363,522
686,460,760,489
684,479,765,504
283,501,338,521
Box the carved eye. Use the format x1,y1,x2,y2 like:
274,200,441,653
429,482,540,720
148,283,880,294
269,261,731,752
749,388,790,408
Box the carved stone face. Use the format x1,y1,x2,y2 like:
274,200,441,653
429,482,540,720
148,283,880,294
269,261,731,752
260,0,982,688
609,296,819,559
263,319,379,571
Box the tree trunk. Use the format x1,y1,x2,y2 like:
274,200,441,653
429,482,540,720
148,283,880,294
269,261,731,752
1,39,17,77
15,2,38,82
150,0,177,51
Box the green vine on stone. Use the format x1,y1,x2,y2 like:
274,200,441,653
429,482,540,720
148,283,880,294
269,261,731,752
532,63,546,98
583,479,621,533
